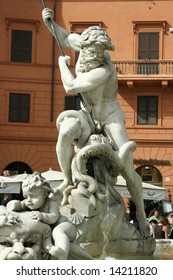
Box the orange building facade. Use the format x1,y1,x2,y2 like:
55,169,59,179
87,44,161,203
0,0,173,202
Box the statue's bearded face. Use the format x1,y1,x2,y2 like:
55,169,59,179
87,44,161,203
80,44,104,72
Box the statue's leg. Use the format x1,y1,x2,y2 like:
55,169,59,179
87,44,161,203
56,117,83,192
49,222,77,260
121,153,150,237
103,120,150,237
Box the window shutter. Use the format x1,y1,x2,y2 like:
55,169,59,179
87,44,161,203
138,33,149,59
65,96,80,110
138,32,159,74
137,96,158,125
149,32,159,59
138,32,159,60
9,93,30,123
11,30,32,62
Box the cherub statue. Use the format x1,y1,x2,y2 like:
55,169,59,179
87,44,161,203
6,172,93,260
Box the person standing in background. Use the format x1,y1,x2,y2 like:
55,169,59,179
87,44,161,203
153,218,168,239
167,211,173,239
0,194,10,206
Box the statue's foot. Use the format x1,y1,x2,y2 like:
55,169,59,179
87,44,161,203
138,219,150,237
54,179,73,206
61,185,76,206
47,246,67,260
55,179,69,193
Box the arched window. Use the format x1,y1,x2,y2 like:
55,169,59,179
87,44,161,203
136,165,162,186
3,161,32,175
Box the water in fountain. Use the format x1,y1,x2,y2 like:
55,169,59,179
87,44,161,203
101,241,173,260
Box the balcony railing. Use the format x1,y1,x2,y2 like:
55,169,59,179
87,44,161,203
112,60,173,76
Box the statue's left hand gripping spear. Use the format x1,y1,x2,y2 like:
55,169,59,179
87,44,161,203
41,0,64,56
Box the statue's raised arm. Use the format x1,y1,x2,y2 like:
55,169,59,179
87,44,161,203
42,7,81,52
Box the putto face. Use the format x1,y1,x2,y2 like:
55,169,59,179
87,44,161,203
22,187,46,210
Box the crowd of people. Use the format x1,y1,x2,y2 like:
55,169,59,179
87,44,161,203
0,194,10,206
147,209,173,239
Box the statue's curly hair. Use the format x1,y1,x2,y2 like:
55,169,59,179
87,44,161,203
80,26,115,51
22,172,53,195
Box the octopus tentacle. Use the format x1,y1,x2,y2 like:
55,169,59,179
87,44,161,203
70,142,126,207
118,141,136,161
76,143,124,177
71,156,97,207
61,185,76,206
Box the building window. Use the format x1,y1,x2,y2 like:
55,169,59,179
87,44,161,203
3,161,32,175
138,32,159,74
9,93,30,123
5,18,40,63
136,165,162,186
65,96,80,110
11,30,32,62
133,21,167,75
137,96,158,125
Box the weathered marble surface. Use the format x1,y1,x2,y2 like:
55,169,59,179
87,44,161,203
42,7,150,238
0,7,156,260
0,172,155,259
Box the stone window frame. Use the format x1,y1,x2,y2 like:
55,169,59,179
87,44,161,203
5,17,40,64
132,21,167,60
